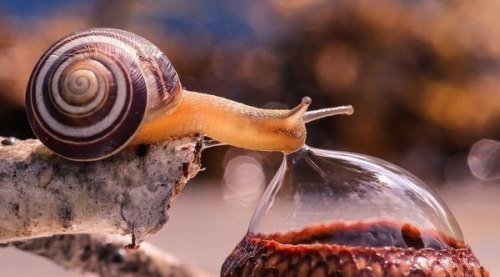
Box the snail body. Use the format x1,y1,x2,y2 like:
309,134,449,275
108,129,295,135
132,90,310,153
26,28,332,161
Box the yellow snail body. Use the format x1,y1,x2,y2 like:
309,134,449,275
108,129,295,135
26,28,352,161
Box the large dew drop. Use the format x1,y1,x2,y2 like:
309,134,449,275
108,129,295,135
249,145,464,248
221,145,491,276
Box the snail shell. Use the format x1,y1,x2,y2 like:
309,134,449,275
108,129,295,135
26,28,181,161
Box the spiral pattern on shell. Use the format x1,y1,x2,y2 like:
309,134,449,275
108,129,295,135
26,28,181,161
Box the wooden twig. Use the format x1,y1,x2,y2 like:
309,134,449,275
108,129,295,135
9,233,211,277
0,136,203,244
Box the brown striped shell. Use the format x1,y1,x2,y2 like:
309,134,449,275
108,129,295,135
25,28,181,161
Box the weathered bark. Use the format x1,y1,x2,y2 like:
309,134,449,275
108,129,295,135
9,233,211,277
0,136,203,244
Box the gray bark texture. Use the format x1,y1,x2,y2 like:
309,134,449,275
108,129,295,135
0,135,208,276
10,233,210,277
0,136,202,243
0,135,209,276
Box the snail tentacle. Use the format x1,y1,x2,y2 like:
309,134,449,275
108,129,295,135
303,105,354,124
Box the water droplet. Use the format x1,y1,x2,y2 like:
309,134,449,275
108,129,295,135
249,146,463,245
222,146,484,276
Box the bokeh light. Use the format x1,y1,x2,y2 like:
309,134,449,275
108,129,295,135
468,139,500,182
223,155,265,212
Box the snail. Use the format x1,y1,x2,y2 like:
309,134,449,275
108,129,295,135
25,28,352,161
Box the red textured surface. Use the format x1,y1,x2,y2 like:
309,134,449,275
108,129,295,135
222,220,489,276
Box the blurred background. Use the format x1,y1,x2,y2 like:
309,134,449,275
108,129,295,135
0,0,498,275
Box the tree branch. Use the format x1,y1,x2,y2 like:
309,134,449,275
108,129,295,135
9,233,211,277
0,136,203,244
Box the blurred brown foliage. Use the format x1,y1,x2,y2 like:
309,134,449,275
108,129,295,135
0,0,498,182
